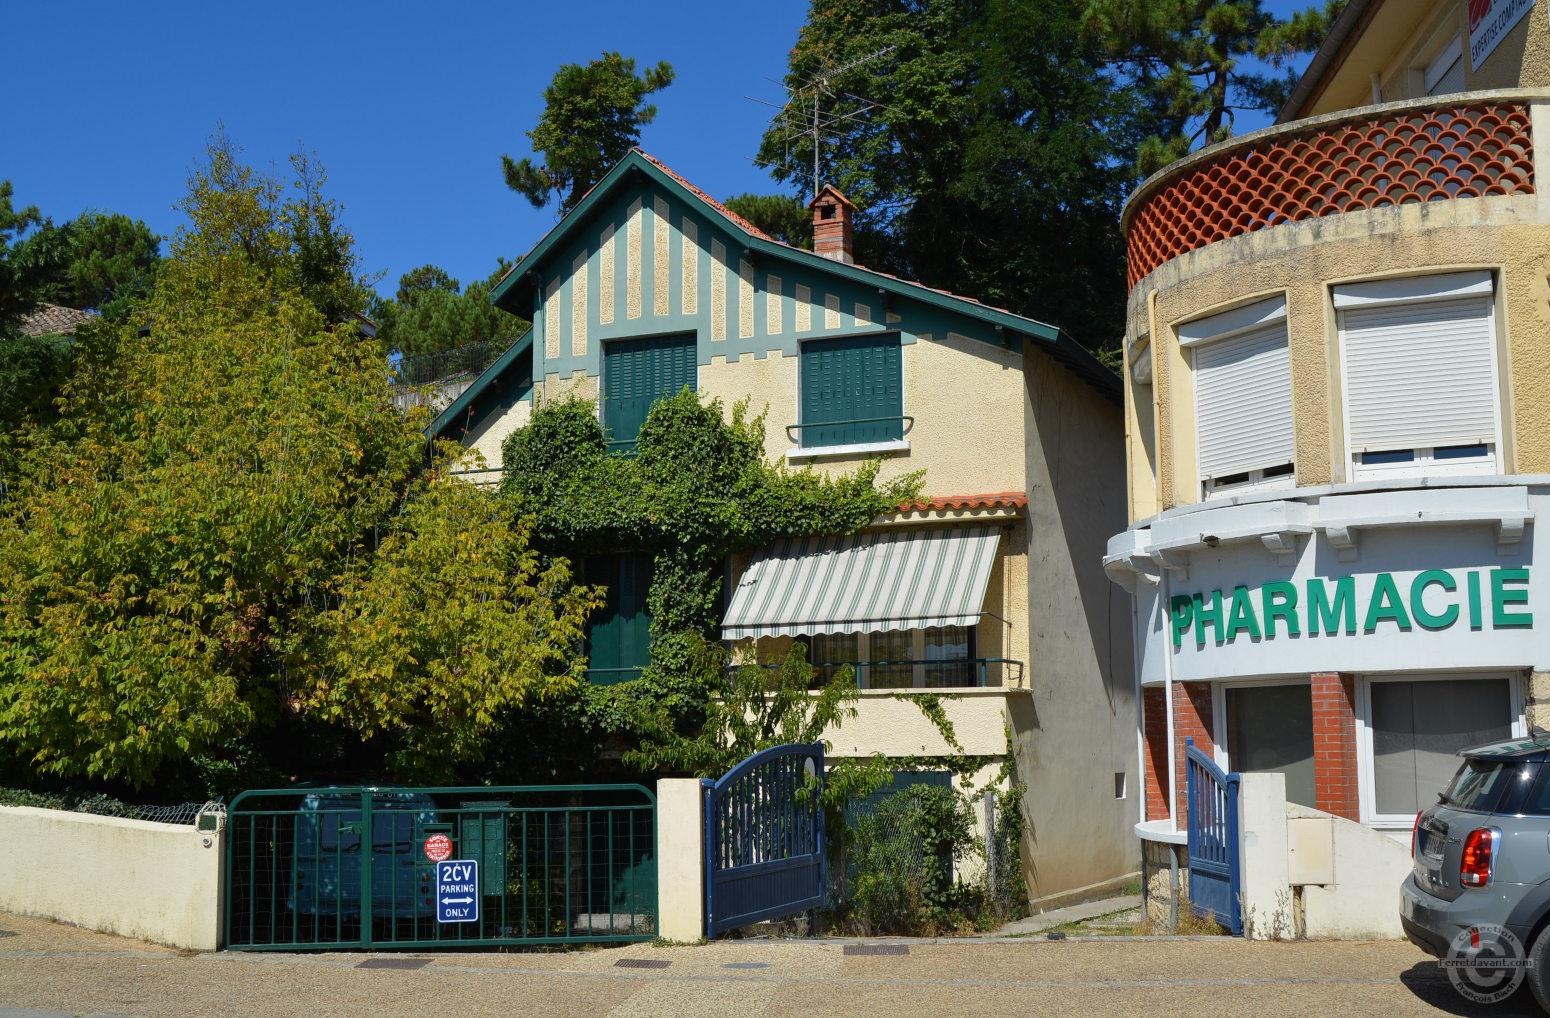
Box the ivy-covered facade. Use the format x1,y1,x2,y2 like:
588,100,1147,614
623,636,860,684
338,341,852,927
433,149,1136,902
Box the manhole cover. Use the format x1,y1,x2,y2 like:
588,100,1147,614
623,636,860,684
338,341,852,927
615,958,671,969
844,944,909,956
355,958,431,970
723,962,770,969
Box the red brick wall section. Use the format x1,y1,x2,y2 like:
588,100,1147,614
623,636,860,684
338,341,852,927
1312,672,1360,821
1173,683,1215,822
1142,687,1169,821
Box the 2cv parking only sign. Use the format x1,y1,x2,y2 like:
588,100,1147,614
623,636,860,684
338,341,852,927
435,860,479,923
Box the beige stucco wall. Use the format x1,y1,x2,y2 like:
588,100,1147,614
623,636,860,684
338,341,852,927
1017,349,1138,898
699,329,1028,497
0,806,224,949
1303,1,1549,116
654,779,704,942
820,689,1016,759
463,397,531,476
1127,185,1550,518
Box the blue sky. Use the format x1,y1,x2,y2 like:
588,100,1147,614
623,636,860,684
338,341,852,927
2,0,1317,301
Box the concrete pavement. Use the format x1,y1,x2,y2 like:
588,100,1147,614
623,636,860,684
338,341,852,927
0,910,1542,1018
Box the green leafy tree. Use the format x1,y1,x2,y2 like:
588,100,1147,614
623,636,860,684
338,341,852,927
0,141,595,787
722,194,814,249
0,181,70,338
758,0,1145,351
376,262,528,360
1081,0,1346,173
503,52,675,214
28,212,162,320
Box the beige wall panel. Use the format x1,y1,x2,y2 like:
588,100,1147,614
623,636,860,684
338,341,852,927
544,278,561,360
1018,350,1137,897
599,223,616,325
680,218,698,315
540,370,600,406
820,690,1014,758
739,259,755,339
570,249,588,358
463,398,532,477
711,239,727,341
1129,193,1550,514
626,198,643,320
766,274,783,335
1471,3,1550,92
654,196,671,318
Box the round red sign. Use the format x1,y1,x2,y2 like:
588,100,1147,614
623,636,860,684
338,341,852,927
424,834,453,862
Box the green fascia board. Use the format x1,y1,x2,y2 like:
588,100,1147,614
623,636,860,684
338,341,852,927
487,150,1119,402
427,329,534,440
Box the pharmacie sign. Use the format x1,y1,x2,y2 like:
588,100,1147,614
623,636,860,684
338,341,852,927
1171,566,1531,648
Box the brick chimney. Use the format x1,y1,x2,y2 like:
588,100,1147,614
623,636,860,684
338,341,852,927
809,185,855,264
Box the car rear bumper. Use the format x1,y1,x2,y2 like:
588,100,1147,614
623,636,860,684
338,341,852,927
1401,873,1534,957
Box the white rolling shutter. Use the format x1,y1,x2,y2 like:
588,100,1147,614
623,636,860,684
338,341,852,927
1193,321,1294,479
1339,294,1498,453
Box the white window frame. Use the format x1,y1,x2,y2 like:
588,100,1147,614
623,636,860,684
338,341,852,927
1335,271,1503,482
1180,295,1295,501
1422,34,1465,97
1354,671,1524,829
1211,677,1314,779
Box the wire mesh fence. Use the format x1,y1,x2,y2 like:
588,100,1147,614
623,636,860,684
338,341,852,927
0,787,222,827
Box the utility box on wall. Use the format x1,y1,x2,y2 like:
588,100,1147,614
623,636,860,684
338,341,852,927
1287,816,1334,886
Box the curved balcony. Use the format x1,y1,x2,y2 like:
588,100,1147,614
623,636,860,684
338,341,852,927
1122,91,1545,288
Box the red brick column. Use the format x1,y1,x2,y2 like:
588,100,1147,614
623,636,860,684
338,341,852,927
1312,671,1359,820
1173,682,1215,822
1142,688,1169,821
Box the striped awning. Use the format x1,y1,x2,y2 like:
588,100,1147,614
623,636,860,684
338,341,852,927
721,526,1002,640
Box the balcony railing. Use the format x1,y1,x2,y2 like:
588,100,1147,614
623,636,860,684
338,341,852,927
588,658,1026,688
1124,94,1539,287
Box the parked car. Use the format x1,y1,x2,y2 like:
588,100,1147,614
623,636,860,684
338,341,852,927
1401,735,1550,1008
288,791,441,920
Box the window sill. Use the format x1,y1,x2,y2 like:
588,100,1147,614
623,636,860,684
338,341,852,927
786,439,910,462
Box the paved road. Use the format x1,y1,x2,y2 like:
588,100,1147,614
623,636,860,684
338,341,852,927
1,911,1543,1018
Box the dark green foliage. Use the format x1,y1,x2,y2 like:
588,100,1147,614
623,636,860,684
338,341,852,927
1081,0,1346,174
503,52,675,214
376,262,527,359
758,0,1143,352
841,783,983,935
0,333,75,427
0,180,68,338
722,193,814,249
28,211,162,320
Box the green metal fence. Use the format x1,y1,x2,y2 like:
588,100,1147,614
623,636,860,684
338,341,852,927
225,784,656,951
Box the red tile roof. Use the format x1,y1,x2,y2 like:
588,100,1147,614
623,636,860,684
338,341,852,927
897,492,1028,513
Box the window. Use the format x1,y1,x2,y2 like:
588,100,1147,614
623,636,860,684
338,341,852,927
583,554,654,684
1358,674,1520,825
602,333,696,453
1181,296,1294,498
1336,272,1501,480
804,626,978,689
1223,683,1316,808
1423,35,1465,97
798,333,903,450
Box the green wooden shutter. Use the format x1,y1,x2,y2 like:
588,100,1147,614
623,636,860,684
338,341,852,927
584,554,654,685
799,334,902,448
603,333,697,453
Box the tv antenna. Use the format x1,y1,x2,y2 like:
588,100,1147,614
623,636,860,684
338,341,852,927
747,45,899,199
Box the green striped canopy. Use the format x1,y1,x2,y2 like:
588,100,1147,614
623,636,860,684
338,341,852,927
721,526,1002,640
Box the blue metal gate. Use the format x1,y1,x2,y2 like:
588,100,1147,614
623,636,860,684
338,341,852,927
1185,737,1242,934
703,743,826,936
225,784,656,950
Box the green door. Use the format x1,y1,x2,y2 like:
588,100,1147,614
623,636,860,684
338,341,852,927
585,554,653,684
602,333,697,453
800,334,902,448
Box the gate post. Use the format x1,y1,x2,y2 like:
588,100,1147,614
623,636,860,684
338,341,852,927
1236,771,1292,940
655,779,705,942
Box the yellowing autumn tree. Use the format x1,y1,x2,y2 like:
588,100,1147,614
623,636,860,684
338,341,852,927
0,138,597,788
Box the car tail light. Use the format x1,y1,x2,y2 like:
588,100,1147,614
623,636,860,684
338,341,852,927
1411,811,1422,858
1460,827,1500,888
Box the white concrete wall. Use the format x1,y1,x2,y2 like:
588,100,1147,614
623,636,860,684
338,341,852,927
0,806,224,949
1236,777,1411,940
655,779,705,942
1292,802,1411,940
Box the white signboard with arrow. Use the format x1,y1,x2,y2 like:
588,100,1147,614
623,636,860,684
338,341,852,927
435,860,479,923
